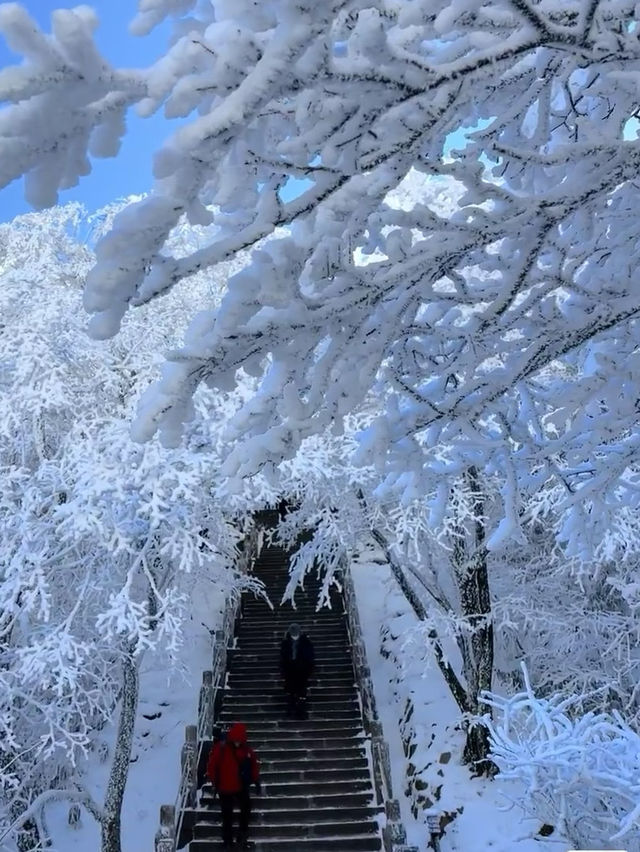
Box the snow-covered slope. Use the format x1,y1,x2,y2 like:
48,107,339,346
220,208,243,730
352,559,570,852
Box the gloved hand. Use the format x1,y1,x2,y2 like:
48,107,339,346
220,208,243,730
254,781,262,796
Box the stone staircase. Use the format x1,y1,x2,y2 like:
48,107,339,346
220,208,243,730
189,539,384,851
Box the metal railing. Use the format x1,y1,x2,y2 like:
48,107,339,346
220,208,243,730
155,523,262,851
341,558,418,852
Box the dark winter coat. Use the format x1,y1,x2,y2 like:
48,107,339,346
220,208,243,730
206,722,260,794
280,633,315,677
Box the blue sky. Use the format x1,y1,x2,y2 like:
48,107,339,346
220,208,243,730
0,2,179,222
0,4,487,226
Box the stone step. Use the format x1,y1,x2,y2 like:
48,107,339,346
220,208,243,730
234,746,367,762
242,592,338,599
244,584,336,592
228,655,352,667
196,792,375,812
232,642,350,653
220,699,359,714
236,621,347,631
244,597,339,605
190,805,380,824
243,578,330,585
250,571,334,580
221,692,360,716
192,819,379,840
223,682,358,692
228,663,353,675
225,692,358,703
236,622,345,631
256,768,371,783
216,734,366,750
236,626,348,637
226,670,355,682
190,836,382,851
225,683,355,695
226,680,356,692
230,659,351,668
217,711,362,724
251,570,330,577
242,608,342,614
219,699,360,712
256,756,370,773
229,668,353,683
227,668,355,682
209,720,364,736
229,645,351,657
199,737,366,755
228,663,351,674
224,675,353,687
243,587,337,595
230,656,350,666
241,589,333,596
224,765,370,784
233,631,348,640
210,756,369,776
239,611,341,621
203,778,373,798
238,612,345,622
227,683,356,695
239,606,341,616
228,643,351,665
243,590,336,596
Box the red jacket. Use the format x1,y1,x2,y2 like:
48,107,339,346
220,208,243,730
206,723,260,794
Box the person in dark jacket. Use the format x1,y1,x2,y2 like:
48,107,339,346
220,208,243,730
280,623,315,717
206,722,261,850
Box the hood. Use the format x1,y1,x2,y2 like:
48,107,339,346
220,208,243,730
227,722,248,744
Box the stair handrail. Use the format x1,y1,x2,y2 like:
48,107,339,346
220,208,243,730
155,522,262,851
341,556,418,852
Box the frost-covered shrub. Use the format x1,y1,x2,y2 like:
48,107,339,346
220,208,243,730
481,664,640,852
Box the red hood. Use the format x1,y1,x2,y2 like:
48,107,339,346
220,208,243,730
227,722,248,743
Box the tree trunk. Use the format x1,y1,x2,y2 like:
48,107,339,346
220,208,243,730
360,480,497,773
101,651,139,852
462,722,495,773
454,467,496,775
147,559,160,633
15,818,40,852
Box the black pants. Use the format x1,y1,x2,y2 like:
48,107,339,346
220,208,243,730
284,669,310,698
218,790,251,845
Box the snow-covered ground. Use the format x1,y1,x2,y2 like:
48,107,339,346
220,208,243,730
352,559,569,852
46,580,227,852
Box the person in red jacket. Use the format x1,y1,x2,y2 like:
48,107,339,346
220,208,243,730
206,722,261,850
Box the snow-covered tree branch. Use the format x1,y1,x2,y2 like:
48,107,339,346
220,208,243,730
3,1,640,560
